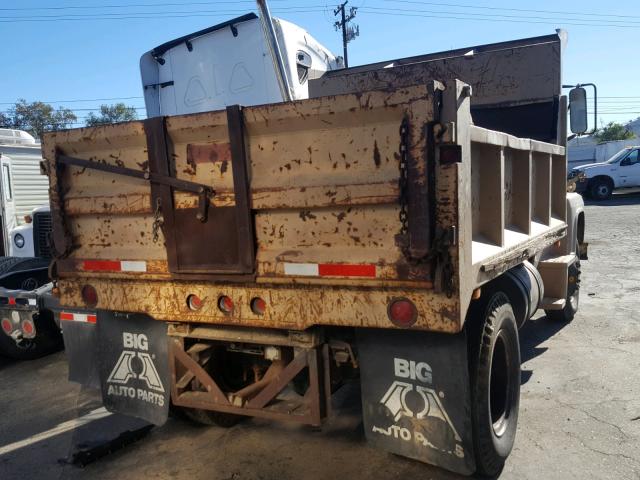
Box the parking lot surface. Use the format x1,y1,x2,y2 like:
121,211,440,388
1,193,639,480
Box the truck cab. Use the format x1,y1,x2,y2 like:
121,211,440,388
570,146,640,199
140,13,342,117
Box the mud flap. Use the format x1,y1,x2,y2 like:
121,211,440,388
356,328,475,475
60,318,100,389
97,311,170,426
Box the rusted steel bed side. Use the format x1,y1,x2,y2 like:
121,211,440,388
43,81,567,334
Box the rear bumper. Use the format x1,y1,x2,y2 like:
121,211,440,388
0,283,55,341
574,177,589,193
55,277,461,334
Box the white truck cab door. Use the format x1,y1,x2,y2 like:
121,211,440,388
0,157,16,255
618,149,640,187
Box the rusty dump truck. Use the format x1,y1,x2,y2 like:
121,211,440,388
43,29,588,476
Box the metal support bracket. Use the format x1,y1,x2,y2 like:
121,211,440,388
56,154,215,210
169,337,330,427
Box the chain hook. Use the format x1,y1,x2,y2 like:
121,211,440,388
152,197,164,243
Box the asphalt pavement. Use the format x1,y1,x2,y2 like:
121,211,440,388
1,192,639,480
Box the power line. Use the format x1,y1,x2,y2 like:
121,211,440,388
1,0,637,22
0,5,327,19
0,0,290,11
362,5,640,25
0,96,143,105
357,8,640,28
0,7,327,22
0,3,637,28
383,0,640,21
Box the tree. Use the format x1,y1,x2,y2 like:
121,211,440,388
7,99,77,138
85,103,138,127
593,122,636,143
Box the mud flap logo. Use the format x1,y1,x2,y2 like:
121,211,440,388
106,332,165,406
373,357,464,458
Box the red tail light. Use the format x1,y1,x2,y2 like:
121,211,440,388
250,297,266,315
21,319,35,338
187,294,203,311
218,295,234,314
388,298,418,327
1,318,12,334
81,285,98,307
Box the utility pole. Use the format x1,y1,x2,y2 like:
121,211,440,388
334,1,359,68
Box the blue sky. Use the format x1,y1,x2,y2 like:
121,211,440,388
2,0,639,129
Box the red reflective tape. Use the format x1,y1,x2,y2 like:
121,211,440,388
82,260,122,272
8,297,16,305
317,264,376,277
60,312,74,321
87,315,97,324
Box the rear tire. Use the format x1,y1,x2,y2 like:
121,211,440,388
180,408,243,428
545,260,580,323
0,311,62,360
468,292,521,477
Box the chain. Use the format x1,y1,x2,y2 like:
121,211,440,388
152,197,163,243
398,117,410,236
397,118,455,297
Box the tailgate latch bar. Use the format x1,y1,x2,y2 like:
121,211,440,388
55,153,215,223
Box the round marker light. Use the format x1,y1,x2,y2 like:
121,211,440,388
14,233,24,249
387,298,418,328
1,318,12,334
218,295,234,314
250,297,267,316
187,294,203,311
21,319,35,337
81,284,98,307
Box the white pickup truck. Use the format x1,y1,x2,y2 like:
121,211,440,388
569,146,640,199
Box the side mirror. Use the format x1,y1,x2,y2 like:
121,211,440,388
569,87,588,135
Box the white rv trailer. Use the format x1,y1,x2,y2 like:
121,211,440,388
0,130,50,256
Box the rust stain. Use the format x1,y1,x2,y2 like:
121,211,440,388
373,140,381,168
187,143,231,165
299,210,317,222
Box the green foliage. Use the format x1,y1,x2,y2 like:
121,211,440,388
594,122,636,143
0,112,11,128
5,99,77,138
85,103,138,127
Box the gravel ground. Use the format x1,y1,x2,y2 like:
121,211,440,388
0,192,639,480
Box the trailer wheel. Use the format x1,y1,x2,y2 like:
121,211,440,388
468,292,520,477
180,408,243,428
545,260,580,322
177,346,253,428
0,311,62,360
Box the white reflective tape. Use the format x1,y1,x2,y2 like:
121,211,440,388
283,263,319,276
27,298,37,306
120,261,147,272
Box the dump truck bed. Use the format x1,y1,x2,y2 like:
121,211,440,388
43,81,566,333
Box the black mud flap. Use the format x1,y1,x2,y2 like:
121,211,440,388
97,311,170,426
60,315,100,389
356,328,475,475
